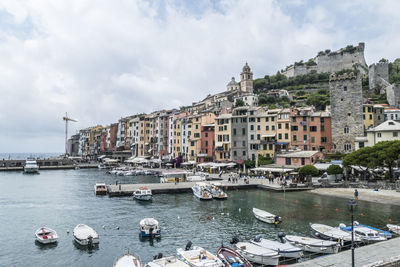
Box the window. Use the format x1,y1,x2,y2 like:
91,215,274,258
234,151,237,156
191,150,194,156
271,117,275,122
278,123,282,129
344,86,347,91
205,141,208,146
311,117,314,122
233,129,237,136
344,127,349,134
285,123,289,129
369,114,372,120
269,144,273,150
293,135,297,141
250,125,254,131
303,135,307,141
266,125,269,131
205,133,208,137
263,144,267,150
278,133,282,139
394,132,398,137
292,117,296,122
242,141,246,147
320,117,324,123
257,134,260,140
321,125,325,132
242,128,246,135
190,141,195,146
257,125,260,130
285,158,291,165
377,132,382,137
195,125,198,129
344,143,352,151
285,133,288,139
220,152,223,158
291,126,298,131
233,141,237,147
272,125,275,131
311,136,315,143
321,137,327,143
266,117,269,122
363,114,366,120
250,135,254,140
304,145,307,150
310,126,317,132
301,158,305,165
359,142,364,148
257,118,260,122
303,125,307,131
242,151,246,156
303,116,307,122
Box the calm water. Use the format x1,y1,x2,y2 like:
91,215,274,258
1,169,399,266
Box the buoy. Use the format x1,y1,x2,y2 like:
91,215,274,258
360,213,364,217
238,208,241,212
102,225,105,229
314,204,319,207
295,200,298,204
67,230,69,234
389,218,392,223
227,212,229,216
116,226,120,230
335,208,339,212
225,186,228,190
280,197,284,201
212,217,215,220
178,216,180,219
246,190,248,193
206,216,210,220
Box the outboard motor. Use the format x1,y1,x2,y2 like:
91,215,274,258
185,241,192,251
153,253,163,260
253,235,262,243
230,236,239,245
88,236,93,247
277,232,286,243
274,215,281,225
149,228,154,236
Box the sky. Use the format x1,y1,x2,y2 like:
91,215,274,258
0,0,400,153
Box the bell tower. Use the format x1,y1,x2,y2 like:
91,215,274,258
240,62,253,93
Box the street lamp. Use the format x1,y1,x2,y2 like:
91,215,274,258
347,199,357,267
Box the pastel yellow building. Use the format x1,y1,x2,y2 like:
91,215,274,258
363,104,385,131
215,113,232,161
276,108,291,151
256,108,276,158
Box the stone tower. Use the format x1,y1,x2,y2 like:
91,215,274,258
369,61,389,94
226,77,239,92
329,72,364,153
240,62,253,93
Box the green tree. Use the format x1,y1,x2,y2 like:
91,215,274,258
258,94,276,105
298,165,319,178
235,99,245,107
326,164,344,180
258,154,274,166
306,92,329,111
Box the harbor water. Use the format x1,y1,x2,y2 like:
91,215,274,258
1,169,399,266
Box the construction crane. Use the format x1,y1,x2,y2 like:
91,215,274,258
63,112,77,156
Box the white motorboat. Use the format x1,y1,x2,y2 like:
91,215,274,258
208,183,227,200
216,245,252,267
24,159,39,173
177,244,224,267
140,218,161,237
98,164,107,169
114,252,142,267
160,170,188,183
339,222,386,243
35,227,58,244
250,235,303,259
234,242,279,266
73,224,99,246
94,183,107,195
192,182,212,200
252,208,281,225
285,235,340,254
310,223,361,244
186,175,206,182
387,224,400,235
146,255,189,267
133,187,152,201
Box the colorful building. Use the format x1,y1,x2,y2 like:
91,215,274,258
215,113,232,161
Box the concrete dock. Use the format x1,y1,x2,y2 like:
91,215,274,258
293,236,400,267
107,178,312,197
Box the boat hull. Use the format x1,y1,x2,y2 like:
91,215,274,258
235,247,279,266
134,194,152,201
74,236,99,246
24,167,39,173
216,246,252,267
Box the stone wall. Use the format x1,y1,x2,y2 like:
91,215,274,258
369,62,389,93
330,72,364,153
386,84,400,107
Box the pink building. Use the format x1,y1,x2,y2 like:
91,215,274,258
275,151,323,166
198,124,215,163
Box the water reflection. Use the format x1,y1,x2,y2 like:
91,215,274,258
139,234,162,246
73,240,99,253
34,240,58,250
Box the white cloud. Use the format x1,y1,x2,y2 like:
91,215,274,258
0,0,399,152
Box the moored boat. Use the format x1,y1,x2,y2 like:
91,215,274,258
94,183,107,195
192,182,212,200
140,218,161,237
160,170,188,183
339,222,386,243
252,208,281,225
250,234,303,259
133,187,152,201
387,224,400,235
177,243,224,267
310,223,361,244
358,223,392,239
233,242,280,266
208,183,228,200
146,255,189,267
35,227,58,244
24,159,39,173
216,245,252,267
114,252,142,267
284,235,340,254
73,224,99,246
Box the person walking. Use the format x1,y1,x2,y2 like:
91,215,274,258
354,189,359,201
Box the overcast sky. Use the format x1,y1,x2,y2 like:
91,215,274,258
1,0,400,153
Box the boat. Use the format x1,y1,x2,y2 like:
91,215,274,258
160,170,188,183
358,223,392,239
98,164,107,169
35,227,58,244
339,222,386,243
310,223,361,244
133,187,152,201
140,218,161,237
94,183,107,195
73,224,99,246
177,243,224,267
146,255,189,267
284,235,340,254
250,234,303,259
24,159,39,173
387,224,400,235
191,182,213,200
114,252,142,267
186,175,207,182
216,245,252,267
208,183,228,200
233,242,279,266
252,208,281,225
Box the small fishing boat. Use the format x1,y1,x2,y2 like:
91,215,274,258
252,208,281,225
233,242,279,266
358,223,392,239
192,182,212,200
73,224,99,246
250,234,303,259
140,218,161,237
177,243,223,267
339,222,386,243
387,224,400,235
35,227,58,244
24,159,39,173
146,255,189,267
114,252,142,267
216,245,252,267
208,183,228,200
285,235,340,254
133,187,152,201
94,183,107,195
310,223,361,244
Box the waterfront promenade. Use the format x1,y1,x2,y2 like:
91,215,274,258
107,178,312,196
293,236,400,267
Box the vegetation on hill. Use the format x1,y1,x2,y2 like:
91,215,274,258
306,89,330,111
389,58,400,84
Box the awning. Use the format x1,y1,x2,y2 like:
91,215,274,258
251,166,295,173
261,134,276,138
276,142,289,145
